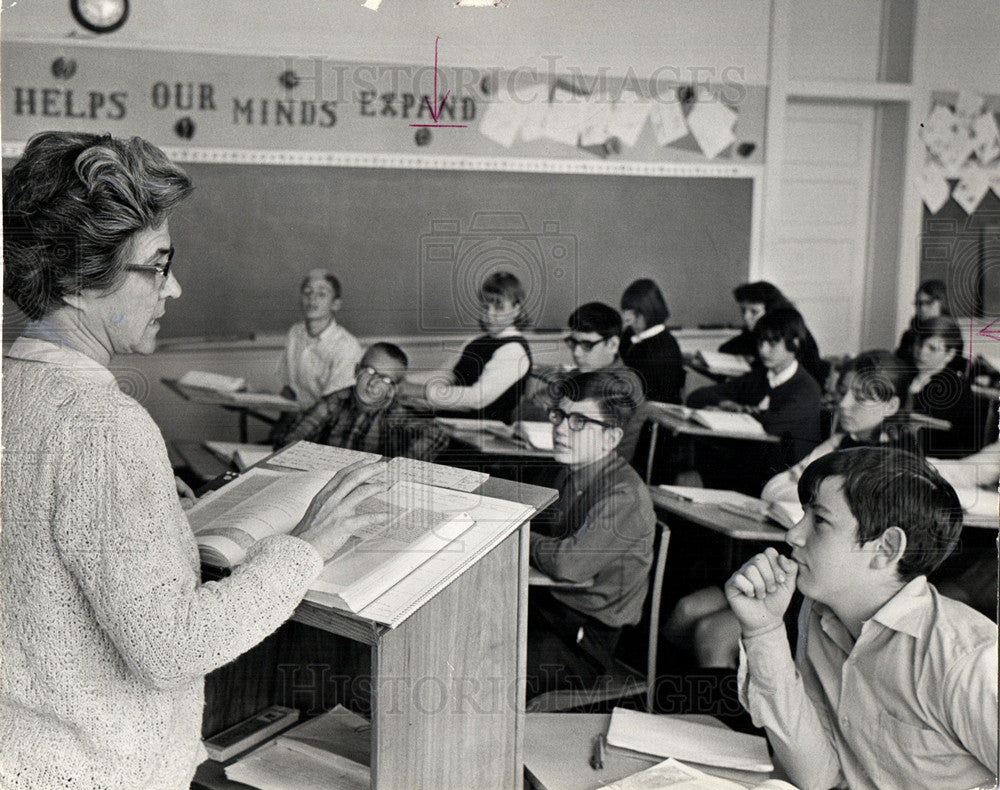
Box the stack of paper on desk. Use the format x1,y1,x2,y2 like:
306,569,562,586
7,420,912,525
601,757,797,790
605,708,773,773
225,705,370,790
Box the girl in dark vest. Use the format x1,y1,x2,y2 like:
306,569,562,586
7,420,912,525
410,270,533,423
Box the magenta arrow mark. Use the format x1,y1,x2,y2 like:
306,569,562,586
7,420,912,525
979,317,1000,342
424,36,450,122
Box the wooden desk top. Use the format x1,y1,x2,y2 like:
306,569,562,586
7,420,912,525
440,423,555,459
644,402,781,444
649,486,787,542
162,378,301,412
524,713,774,790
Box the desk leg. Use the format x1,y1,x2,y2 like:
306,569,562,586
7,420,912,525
370,530,524,790
238,411,249,443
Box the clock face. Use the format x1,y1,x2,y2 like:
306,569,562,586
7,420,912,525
71,0,129,33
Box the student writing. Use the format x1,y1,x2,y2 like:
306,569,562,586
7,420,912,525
726,448,998,790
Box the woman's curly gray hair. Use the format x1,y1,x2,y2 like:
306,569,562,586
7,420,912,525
4,131,193,319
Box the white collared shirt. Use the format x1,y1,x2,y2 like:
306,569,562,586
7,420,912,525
765,358,798,390
628,323,666,345
737,577,998,790
283,319,363,408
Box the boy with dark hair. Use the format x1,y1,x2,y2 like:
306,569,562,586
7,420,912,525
273,342,448,461
519,302,645,461
726,448,998,790
687,306,823,467
527,371,656,696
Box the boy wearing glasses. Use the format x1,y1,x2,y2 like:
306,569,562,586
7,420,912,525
272,343,447,461
726,448,997,790
526,371,656,697
519,302,645,462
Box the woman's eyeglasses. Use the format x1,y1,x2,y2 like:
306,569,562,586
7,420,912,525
563,336,610,353
125,247,175,285
547,407,615,431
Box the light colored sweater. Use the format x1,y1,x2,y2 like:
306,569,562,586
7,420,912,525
1,338,324,789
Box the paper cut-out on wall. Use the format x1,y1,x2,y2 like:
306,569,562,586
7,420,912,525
686,88,737,159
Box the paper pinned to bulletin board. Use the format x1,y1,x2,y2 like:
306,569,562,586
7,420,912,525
919,91,1000,215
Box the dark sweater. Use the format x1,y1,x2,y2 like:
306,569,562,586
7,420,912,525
906,367,981,458
450,333,532,423
686,363,823,464
620,326,685,404
720,329,829,386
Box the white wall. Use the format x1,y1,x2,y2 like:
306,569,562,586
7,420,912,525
919,0,1000,93
2,0,773,84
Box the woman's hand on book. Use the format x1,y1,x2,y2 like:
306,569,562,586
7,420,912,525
291,460,390,561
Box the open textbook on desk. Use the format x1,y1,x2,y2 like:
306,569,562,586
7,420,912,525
187,465,534,626
658,485,802,529
652,403,767,437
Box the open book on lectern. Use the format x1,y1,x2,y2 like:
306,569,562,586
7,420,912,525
186,466,534,626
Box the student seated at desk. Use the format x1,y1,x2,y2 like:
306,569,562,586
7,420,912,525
667,349,917,669
895,279,952,366
517,302,645,463
904,316,981,458
619,279,685,404
399,270,532,423
687,307,823,468
527,371,656,697
281,269,363,409
726,448,998,790
717,281,828,387
272,342,447,461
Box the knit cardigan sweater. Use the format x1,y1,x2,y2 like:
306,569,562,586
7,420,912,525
1,339,324,789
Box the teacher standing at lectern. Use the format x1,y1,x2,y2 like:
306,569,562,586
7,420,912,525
1,131,388,788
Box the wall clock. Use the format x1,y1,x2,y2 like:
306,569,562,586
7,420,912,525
71,0,129,34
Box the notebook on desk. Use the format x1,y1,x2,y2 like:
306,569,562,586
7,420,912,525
657,485,801,529
651,403,768,437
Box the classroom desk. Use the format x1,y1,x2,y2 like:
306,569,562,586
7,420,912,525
523,713,775,790
171,440,232,484
162,378,300,442
197,469,558,790
438,421,555,460
648,487,787,543
682,354,742,384
641,401,780,484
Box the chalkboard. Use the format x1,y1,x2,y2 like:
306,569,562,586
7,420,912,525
159,163,754,339
3,162,755,340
